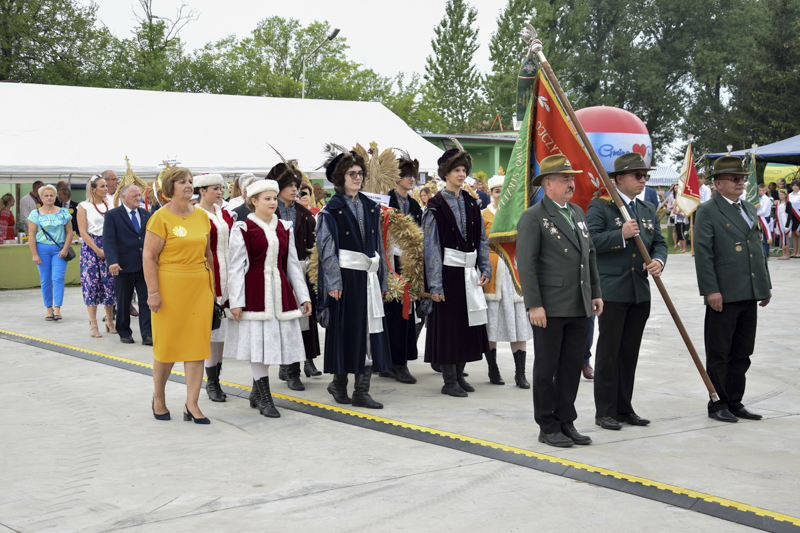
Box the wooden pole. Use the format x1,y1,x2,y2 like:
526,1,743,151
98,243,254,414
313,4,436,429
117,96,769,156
531,41,719,401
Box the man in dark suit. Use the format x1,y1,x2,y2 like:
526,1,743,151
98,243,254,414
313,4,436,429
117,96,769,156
103,184,152,345
694,156,772,423
586,153,668,430
643,186,659,208
517,155,603,448
55,187,80,237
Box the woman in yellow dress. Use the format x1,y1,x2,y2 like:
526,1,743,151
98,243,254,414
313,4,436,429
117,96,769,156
144,167,215,424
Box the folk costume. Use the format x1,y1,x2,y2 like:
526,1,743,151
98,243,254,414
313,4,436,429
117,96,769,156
271,161,323,389
223,180,311,418
316,148,392,409
694,156,772,422
423,148,491,397
585,153,668,429
516,155,602,448
195,174,234,403
379,155,424,385
483,174,532,388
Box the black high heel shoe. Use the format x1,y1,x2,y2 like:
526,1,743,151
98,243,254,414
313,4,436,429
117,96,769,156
183,404,210,424
152,398,170,421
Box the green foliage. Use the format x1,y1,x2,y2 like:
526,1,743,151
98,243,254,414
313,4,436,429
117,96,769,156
424,0,485,132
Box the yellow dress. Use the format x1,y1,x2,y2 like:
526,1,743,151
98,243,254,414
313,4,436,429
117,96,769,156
147,207,213,363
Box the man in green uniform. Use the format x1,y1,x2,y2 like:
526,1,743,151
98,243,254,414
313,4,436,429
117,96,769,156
517,155,603,448
586,153,668,430
694,156,772,423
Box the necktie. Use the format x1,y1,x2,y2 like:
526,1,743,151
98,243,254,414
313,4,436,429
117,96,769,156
733,203,742,213
629,200,639,220
130,210,140,232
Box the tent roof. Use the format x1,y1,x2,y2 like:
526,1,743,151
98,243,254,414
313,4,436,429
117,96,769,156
649,166,680,186
708,134,800,165
0,83,443,183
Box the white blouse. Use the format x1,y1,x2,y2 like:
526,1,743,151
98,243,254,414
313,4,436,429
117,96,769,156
79,200,110,235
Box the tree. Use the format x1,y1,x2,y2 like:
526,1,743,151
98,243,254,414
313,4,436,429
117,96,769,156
486,0,537,127
424,0,484,132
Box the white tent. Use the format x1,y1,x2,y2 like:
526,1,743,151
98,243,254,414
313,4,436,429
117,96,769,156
0,83,442,183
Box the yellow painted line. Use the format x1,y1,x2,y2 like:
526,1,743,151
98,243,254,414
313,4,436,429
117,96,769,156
2,328,798,526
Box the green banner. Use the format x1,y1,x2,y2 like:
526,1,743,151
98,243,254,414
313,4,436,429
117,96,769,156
516,56,537,122
746,154,760,207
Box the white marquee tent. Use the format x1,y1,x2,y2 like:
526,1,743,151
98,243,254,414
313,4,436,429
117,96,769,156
0,83,442,184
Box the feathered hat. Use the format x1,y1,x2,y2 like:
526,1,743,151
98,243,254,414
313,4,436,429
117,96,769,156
438,137,472,178
322,143,368,190
396,149,419,179
266,144,302,190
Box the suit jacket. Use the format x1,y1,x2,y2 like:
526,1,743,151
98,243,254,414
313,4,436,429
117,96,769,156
586,197,668,304
517,195,601,318
644,187,659,208
103,205,150,272
694,194,771,304
232,203,252,223
56,199,80,236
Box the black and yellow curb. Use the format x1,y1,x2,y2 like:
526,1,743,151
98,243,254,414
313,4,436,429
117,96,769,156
3,328,798,533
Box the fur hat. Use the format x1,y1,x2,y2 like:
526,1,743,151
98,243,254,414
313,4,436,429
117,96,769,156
266,162,302,191
437,148,472,178
193,173,223,188
325,150,368,190
246,179,279,199
397,150,419,179
487,175,504,191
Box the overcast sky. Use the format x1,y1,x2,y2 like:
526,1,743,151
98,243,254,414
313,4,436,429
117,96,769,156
91,0,513,80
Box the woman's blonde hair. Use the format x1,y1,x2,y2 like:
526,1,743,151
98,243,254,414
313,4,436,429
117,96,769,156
86,174,106,201
2,193,14,208
160,167,192,199
38,184,58,197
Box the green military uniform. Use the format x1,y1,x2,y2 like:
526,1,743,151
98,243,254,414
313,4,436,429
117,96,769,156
585,163,668,425
516,154,601,445
694,156,772,419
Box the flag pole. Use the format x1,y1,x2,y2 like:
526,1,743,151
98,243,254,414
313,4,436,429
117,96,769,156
691,213,695,256
528,35,719,401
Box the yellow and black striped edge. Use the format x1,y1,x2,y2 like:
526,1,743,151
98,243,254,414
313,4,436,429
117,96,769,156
3,328,798,533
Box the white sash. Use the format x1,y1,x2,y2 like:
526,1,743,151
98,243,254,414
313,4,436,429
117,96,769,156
443,248,488,327
339,250,385,333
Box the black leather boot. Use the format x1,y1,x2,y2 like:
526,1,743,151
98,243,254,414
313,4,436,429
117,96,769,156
205,364,226,402
352,371,383,409
485,349,504,385
378,366,398,379
441,364,467,397
457,362,475,392
394,365,417,384
278,365,288,382
513,350,530,389
431,363,442,373
249,379,259,408
327,373,351,404
255,377,280,418
304,359,322,377
216,362,227,398
285,362,305,391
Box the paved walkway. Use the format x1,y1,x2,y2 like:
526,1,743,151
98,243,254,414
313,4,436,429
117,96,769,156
1,254,798,532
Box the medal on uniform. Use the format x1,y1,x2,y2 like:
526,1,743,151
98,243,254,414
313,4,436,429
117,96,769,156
735,242,742,252
578,220,589,238
542,218,551,229
615,217,622,227
550,226,559,235
646,219,653,231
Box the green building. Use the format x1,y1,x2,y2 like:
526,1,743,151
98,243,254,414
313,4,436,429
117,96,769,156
422,131,518,179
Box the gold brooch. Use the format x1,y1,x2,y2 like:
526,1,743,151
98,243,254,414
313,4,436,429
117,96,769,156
173,225,188,238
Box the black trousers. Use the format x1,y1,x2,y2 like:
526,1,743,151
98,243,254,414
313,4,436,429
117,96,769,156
704,300,757,413
114,270,151,339
384,300,418,366
532,316,590,434
593,301,650,418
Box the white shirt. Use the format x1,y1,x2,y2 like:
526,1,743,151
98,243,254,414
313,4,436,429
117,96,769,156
756,195,773,219
79,200,110,235
699,185,712,203
720,195,753,228
19,193,39,224
106,193,116,206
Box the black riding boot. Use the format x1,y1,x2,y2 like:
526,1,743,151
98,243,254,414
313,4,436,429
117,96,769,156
205,364,226,402
441,364,467,397
378,366,398,379
304,359,322,377
249,379,258,408
352,371,383,409
485,349,504,385
394,365,417,384
327,373,351,404
255,377,280,418
457,362,474,392
285,362,305,391
431,363,442,373
513,350,530,389
216,362,227,398
278,365,288,382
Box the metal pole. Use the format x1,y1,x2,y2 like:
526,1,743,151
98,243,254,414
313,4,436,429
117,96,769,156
300,29,339,99
302,59,306,99
529,37,719,402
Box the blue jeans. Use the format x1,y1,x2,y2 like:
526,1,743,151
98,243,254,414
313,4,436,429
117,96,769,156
583,314,596,366
763,227,770,257
36,243,67,308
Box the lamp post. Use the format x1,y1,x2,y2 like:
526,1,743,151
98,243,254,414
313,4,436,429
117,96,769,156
301,28,340,99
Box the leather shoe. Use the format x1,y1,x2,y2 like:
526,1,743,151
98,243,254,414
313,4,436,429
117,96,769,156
582,364,594,379
120,336,135,344
616,413,650,426
595,416,622,430
561,423,591,445
730,407,762,420
142,336,153,346
538,430,573,448
708,409,738,422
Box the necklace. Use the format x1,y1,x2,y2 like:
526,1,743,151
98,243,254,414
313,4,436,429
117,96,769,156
93,199,108,216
